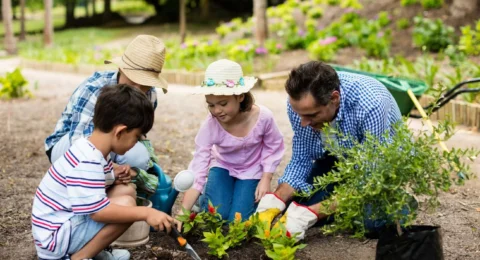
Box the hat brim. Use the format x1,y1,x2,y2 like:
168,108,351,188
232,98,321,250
190,77,258,95
105,57,168,94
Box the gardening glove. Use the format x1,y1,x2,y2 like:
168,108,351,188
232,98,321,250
283,202,319,240
255,193,286,228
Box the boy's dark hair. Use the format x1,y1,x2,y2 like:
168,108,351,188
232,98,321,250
94,84,154,135
285,61,340,106
239,91,255,112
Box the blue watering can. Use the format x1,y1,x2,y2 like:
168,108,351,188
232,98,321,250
138,163,179,216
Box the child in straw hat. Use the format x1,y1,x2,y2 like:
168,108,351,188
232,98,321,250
177,59,285,222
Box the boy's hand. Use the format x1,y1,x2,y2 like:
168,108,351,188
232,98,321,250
255,173,273,202
146,208,174,234
113,164,135,184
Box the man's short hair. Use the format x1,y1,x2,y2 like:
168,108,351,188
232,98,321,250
285,61,340,106
93,84,154,135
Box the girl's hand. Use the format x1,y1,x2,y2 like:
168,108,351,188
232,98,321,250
255,173,273,203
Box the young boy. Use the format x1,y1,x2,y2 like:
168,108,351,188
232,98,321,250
32,84,174,260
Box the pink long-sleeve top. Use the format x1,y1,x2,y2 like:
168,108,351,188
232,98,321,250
189,105,285,192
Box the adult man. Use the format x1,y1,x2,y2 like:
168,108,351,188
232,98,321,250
255,61,402,240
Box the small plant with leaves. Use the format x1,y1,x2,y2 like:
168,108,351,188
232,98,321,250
303,116,478,238
396,18,410,30
0,68,31,99
412,16,455,52
202,227,231,258
225,213,250,247
401,0,418,6
420,0,443,9
175,208,206,235
255,221,306,260
459,20,480,56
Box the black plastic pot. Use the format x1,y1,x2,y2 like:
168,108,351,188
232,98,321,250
376,225,444,260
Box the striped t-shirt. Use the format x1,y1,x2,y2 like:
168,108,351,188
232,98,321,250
32,138,115,259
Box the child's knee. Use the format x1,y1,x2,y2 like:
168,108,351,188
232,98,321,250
111,195,136,207
108,183,137,199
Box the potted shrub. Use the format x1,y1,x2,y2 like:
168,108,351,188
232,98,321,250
305,117,477,260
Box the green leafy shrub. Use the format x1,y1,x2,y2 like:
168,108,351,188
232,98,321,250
459,20,480,56
412,16,455,52
0,68,31,99
396,18,410,30
307,37,338,62
420,0,443,9
307,7,324,19
304,118,477,238
401,0,418,6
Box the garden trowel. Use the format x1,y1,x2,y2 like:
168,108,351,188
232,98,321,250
170,226,202,260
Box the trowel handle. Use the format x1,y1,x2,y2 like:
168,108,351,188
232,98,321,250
170,225,187,247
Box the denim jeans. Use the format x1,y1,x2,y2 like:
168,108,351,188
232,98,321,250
200,167,260,222
292,153,413,236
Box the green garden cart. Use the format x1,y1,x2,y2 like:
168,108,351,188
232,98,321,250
330,65,480,119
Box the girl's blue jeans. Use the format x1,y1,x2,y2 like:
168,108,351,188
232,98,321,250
199,167,259,222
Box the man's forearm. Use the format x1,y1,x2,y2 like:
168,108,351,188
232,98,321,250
274,183,296,202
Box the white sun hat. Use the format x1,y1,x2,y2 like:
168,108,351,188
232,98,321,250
192,59,258,95
105,35,168,94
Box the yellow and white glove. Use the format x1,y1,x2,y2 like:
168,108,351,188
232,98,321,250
255,193,286,228
282,202,319,240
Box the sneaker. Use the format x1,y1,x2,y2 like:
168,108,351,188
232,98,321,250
94,248,130,260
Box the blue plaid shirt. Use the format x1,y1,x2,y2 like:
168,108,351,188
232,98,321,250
45,71,158,151
278,72,402,193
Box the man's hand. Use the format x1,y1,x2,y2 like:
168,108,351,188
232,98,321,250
282,202,319,240
255,193,286,228
255,173,273,203
146,208,174,234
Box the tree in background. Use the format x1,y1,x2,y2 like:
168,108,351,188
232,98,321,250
180,0,186,43
253,0,268,47
2,0,17,54
19,0,25,41
103,0,111,22
44,0,53,47
200,0,209,19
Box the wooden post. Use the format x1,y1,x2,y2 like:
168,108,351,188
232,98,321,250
179,0,186,43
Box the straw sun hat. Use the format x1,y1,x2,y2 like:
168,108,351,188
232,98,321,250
105,35,168,93
192,59,258,95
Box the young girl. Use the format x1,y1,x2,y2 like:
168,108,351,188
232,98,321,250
179,59,285,222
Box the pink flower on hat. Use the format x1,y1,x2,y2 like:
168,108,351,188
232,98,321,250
225,80,235,88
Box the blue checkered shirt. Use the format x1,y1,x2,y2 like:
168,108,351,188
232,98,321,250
45,71,158,151
278,72,402,193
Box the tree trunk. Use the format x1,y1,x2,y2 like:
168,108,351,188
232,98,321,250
19,0,26,41
65,0,76,27
84,0,89,17
103,0,111,23
450,0,479,18
92,0,96,15
254,0,268,47
200,0,209,19
44,0,54,47
179,0,186,43
2,0,17,54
